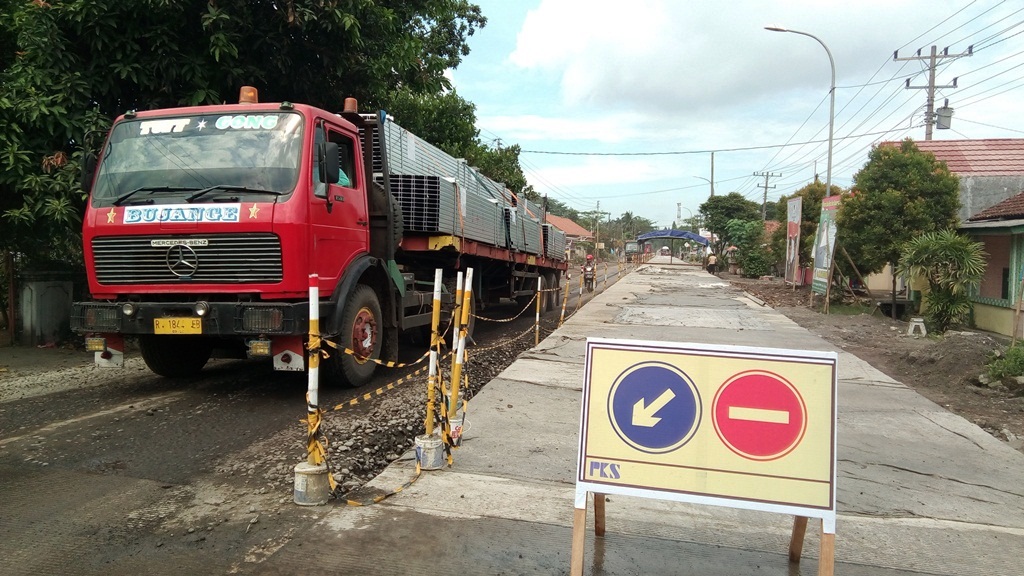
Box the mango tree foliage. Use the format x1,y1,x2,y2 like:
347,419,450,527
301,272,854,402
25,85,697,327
699,192,760,256
0,0,486,264
837,139,960,277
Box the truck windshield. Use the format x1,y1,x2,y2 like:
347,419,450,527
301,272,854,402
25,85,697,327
91,112,304,206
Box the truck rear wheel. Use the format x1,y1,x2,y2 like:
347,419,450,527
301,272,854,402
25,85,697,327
138,335,213,378
331,284,382,387
543,272,561,313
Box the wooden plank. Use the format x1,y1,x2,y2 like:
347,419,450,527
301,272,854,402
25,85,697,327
789,516,808,562
570,506,587,576
818,530,836,576
594,492,606,537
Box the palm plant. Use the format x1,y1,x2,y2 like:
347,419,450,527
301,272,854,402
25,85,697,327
896,230,986,333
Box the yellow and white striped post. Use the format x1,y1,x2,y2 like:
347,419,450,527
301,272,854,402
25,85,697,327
294,274,331,505
559,272,570,327
534,276,542,346
447,268,473,454
425,268,443,436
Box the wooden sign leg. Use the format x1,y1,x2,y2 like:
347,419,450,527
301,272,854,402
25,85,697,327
570,505,587,576
593,492,606,537
818,525,835,576
788,516,808,563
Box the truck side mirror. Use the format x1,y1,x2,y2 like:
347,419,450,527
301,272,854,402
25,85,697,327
317,142,340,189
80,153,97,193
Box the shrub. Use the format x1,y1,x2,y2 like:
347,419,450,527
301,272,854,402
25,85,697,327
987,343,1024,380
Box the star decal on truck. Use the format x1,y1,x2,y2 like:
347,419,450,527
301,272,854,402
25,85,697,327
106,208,117,224
249,205,260,219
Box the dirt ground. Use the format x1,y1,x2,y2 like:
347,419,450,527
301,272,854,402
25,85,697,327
727,272,1024,452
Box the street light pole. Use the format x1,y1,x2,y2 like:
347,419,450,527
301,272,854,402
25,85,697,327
765,26,835,195
696,175,712,196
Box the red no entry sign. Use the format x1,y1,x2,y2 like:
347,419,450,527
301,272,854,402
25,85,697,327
712,370,807,461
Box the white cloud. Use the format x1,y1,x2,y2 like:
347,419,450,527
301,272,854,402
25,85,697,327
508,0,970,117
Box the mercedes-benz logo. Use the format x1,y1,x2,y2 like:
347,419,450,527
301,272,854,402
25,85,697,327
166,244,199,277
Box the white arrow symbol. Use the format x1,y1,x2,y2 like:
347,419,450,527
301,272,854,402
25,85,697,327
632,389,676,427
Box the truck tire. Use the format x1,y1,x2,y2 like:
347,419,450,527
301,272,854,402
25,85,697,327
544,272,561,313
333,284,382,387
138,335,213,378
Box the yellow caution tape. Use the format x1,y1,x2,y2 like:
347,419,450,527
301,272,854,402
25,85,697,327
337,465,422,506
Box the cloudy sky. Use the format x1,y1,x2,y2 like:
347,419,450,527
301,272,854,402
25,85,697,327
449,0,1024,228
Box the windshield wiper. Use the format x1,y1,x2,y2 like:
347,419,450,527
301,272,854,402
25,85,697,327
113,186,197,206
186,185,284,203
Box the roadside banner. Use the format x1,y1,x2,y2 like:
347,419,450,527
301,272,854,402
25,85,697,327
786,197,803,286
811,196,841,295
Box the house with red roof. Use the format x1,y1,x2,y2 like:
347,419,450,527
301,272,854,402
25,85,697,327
544,214,592,258
905,139,1024,336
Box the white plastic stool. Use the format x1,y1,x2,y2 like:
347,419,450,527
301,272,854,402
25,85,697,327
908,317,927,336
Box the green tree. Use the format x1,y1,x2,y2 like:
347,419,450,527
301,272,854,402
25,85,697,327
381,88,533,200
0,0,486,264
699,192,760,255
837,139,960,315
465,143,536,202
725,219,772,278
382,88,481,158
545,197,580,222
896,230,985,333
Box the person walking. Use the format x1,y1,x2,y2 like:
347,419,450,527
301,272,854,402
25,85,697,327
706,252,718,276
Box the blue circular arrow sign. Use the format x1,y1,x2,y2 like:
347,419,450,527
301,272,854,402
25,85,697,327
607,362,701,454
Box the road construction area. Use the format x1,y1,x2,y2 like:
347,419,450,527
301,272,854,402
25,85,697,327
3,258,1023,575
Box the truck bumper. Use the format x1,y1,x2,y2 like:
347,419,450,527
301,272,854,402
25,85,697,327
71,300,319,338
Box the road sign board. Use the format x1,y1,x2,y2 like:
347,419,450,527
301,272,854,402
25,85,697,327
608,362,701,454
713,370,806,460
577,337,838,521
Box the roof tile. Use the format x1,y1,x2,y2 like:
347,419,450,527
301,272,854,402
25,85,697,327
884,139,1024,175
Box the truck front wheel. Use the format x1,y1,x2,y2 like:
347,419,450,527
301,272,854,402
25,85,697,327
331,285,382,387
138,335,213,378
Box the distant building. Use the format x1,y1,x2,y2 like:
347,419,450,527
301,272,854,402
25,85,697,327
884,139,1024,336
545,214,592,257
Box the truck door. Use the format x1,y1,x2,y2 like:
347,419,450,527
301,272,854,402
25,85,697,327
310,121,369,286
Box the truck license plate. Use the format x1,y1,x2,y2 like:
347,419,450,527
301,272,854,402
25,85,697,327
154,317,202,335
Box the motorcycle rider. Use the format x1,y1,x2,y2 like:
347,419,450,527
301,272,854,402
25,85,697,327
582,254,596,291
581,253,595,272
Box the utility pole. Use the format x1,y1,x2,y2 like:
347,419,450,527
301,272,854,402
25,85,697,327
753,171,781,221
584,201,610,256
710,152,715,196
895,45,971,140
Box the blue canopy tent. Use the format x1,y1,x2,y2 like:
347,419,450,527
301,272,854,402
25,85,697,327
636,229,709,246
635,229,709,263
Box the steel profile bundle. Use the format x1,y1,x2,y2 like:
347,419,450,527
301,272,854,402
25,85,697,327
361,115,547,253
543,224,567,259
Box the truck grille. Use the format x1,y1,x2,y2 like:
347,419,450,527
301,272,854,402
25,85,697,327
92,233,283,285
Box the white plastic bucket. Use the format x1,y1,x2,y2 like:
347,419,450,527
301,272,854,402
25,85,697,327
449,416,465,447
415,434,444,470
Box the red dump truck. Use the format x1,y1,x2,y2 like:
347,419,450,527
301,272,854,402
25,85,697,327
72,88,567,386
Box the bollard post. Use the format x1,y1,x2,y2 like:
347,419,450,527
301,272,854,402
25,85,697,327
425,269,443,436
295,274,331,505
535,276,542,346
447,268,474,455
559,272,570,327
415,268,446,471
